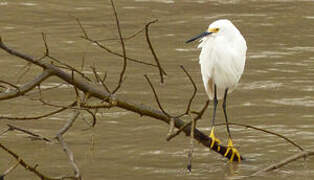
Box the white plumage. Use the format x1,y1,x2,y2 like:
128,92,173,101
186,19,247,162
198,19,247,99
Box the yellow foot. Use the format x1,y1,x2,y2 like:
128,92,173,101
209,127,221,151
224,138,241,162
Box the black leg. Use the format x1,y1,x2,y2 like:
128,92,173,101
222,88,232,139
211,85,218,128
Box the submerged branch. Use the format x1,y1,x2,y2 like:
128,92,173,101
0,142,77,180
251,150,314,177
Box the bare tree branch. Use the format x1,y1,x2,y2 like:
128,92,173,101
76,19,167,75
1,160,20,179
90,65,111,93
180,65,197,115
6,124,51,142
96,22,146,42
0,142,78,180
55,111,81,179
145,19,167,83
110,0,127,94
39,33,92,82
0,102,75,121
216,122,304,151
144,74,170,117
56,111,80,136
0,70,52,100
0,38,243,161
167,100,210,141
0,80,20,91
187,115,196,172
0,128,10,137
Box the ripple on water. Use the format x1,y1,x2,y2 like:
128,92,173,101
175,48,199,52
19,2,38,6
75,7,95,10
40,83,72,89
0,2,8,6
135,0,174,3
266,96,314,107
240,81,283,90
286,46,314,52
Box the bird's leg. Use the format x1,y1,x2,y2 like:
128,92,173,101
209,85,221,149
222,88,241,162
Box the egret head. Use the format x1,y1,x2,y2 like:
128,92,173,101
186,19,239,43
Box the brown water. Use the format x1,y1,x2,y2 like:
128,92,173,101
1,0,314,179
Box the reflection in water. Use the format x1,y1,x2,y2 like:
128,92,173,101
0,0,314,179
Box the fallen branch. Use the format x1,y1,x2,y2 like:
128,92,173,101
0,37,243,161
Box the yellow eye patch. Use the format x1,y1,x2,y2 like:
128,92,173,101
209,28,220,33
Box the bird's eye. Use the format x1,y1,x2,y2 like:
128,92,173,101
214,28,220,32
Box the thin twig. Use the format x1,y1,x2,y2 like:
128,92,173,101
0,128,10,137
144,74,170,117
110,0,127,94
85,109,97,127
0,142,76,180
167,118,175,138
6,124,51,142
174,65,197,118
145,19,166,83
0,101,77,121
215,122,304,151
0,70,52,100
42,32,49,57
90,66,111,93
48,56,92,82
180,65,197,115
56,111,80,136
55,111,81,179
187,115,196,172
0,80,21,93
76,18,167,74
1,160,20,178
16,62,32,83
167,100,209,141
97,25,145,42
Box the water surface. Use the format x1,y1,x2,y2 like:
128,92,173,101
0,0,314,179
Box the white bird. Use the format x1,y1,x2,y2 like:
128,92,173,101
186,19,247,162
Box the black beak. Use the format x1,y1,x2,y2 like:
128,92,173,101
185,31,212,43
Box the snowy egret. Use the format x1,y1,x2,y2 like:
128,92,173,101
186,19,247,162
